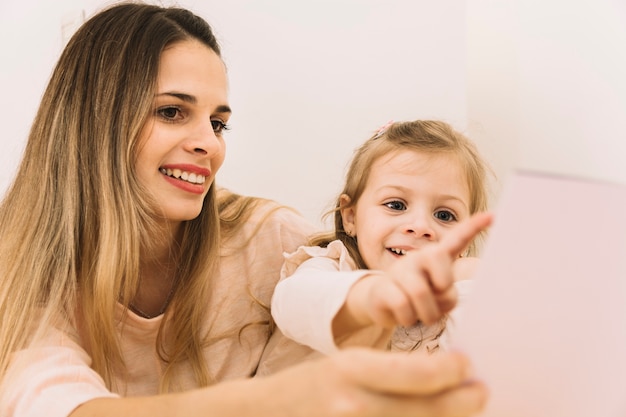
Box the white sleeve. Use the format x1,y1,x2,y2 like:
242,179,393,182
272,254,370,355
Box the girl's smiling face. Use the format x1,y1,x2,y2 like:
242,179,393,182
135,39,231,228
341,149,471,271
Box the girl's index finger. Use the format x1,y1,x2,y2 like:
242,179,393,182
441,212,494,257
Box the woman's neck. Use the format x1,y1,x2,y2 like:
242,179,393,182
130,223,182,318
130,262,177,319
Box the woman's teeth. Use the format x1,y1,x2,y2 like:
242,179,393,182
160,168,206,184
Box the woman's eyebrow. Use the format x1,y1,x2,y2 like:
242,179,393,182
214,104,232,114
157,92,232,114
158,91,197,103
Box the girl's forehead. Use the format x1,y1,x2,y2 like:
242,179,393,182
367,149,472,201
373,148,461,171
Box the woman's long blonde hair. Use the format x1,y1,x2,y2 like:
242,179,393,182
311,120,493,266
0,2,227,392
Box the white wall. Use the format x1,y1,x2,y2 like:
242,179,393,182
4,1,622,228
199,0,469,228
0,0,467,228
467,0,626,197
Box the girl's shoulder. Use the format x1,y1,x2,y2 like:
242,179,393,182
281,240,357,277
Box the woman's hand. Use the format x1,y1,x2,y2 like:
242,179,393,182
260,348,488,417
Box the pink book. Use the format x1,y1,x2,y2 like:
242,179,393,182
453,170,626,417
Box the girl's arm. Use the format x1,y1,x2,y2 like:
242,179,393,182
272,242,391,354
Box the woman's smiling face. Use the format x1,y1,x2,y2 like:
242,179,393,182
135,39,231,227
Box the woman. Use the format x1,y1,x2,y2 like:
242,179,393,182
0,3,487,416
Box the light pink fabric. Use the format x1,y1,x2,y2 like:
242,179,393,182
1,203,320,417
272,239,472,354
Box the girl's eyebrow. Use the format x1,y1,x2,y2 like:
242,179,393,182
157,92,232,114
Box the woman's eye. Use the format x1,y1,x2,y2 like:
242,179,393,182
384,201,406,211
434,210,457,222
156,106,183,121
211,120,231,134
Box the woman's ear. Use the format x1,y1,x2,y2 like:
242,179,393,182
339,194,356,236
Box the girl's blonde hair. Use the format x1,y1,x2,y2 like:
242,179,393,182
311,120,493,267
0,2,228,392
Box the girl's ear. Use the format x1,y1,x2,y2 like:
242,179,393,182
339,194,356,235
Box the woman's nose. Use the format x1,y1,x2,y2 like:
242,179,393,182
184,120,222,156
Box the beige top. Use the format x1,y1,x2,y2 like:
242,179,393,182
1,202,320,417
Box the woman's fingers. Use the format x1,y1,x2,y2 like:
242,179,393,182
266,348,487,417
328,348,488,417
334,348,471,394
373,380,488,417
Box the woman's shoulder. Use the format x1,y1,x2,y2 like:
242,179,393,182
235,195,315,235
217,188,318,253
218,187,309,225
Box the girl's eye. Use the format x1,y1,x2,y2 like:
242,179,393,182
434,210,457,222
384,201,406,211
156,106,183,121
211,120,231,134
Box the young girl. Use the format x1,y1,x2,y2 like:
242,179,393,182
272,119,492,354
0,4,489,417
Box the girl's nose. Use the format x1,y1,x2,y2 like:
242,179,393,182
405,215,436,240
